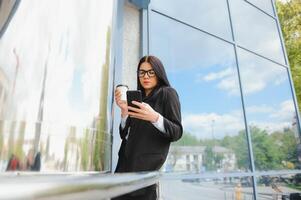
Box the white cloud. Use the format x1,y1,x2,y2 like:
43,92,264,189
182,111,245,139
229,49,287,96
203,68,233,81
183,100,296,139
246,105,274,114
248,121,292,133
198,67,240,96
269,100,295,121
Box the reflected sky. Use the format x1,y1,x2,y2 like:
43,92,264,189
238,48,297,133
246,0,275,15
0,0,113,127
230,0,285,64
150,0,233,40
0,0,114,172
150,12,246,139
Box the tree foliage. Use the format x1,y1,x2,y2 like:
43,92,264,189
182,126,298,171
173,131,201,146
276,0,301,112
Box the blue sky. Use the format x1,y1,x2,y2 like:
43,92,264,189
149,10,297,139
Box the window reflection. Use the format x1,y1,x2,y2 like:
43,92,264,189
160,176,254,200
246,0,275,16
257,174,301,199
0,0,114,172
238,48,300,171
230,0,284,64
150,0,232,40
150,12,250,173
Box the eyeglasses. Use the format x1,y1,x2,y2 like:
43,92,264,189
138,69,156,78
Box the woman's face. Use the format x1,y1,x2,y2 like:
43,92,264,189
138,62,158,94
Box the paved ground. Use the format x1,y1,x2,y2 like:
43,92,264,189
159,180,254,200
159,179,301,200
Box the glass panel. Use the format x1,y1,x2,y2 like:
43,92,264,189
257,174,301,199
230,0,285,64
160,176,254,199
246,0,275,16
150,0,233,40
0,0,19,34
150,12,250,173
238,48,300,171
0,0,114,172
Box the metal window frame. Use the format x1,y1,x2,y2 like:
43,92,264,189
111,0,126,172
271,0,301,138
143,0,301,199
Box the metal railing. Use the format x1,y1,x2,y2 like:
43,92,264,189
0,171,160,200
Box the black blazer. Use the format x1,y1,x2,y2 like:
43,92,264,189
115,86,183,173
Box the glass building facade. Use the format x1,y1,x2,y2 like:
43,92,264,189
146,0,301,199
0,0,301,199
0,0,114,172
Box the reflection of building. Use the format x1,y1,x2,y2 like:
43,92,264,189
164,146,236,172
0,0,114,173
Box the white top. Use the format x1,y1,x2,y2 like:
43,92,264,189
121,114,166,139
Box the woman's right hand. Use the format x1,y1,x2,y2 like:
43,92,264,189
115,89,128,117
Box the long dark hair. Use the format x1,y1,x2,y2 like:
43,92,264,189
137,55,170,95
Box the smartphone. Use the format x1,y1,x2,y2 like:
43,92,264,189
127,90,142,109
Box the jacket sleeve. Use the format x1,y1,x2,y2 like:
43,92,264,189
119,117,131,140
161,87,183,142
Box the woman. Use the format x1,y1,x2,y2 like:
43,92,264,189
113,55,183,200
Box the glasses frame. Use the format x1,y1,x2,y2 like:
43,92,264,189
137,69,156,78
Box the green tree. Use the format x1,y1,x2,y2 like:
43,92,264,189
271,128,298,165
276,0,301,112
81,129,90,171
250,126,282,170
204,145,215,171
93,27,111,171
173,131,201,146
220,131,249,170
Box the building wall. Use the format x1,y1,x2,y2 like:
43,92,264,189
122,2,140,90
0,0,115,172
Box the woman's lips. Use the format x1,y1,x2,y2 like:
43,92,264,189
143,81,150,84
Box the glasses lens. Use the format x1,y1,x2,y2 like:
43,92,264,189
138,70,145,77
138,69,155,77
148,70,155,77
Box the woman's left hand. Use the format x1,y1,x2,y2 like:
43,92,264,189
128,101,159,123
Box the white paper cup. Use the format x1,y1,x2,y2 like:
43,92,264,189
116,84,128,101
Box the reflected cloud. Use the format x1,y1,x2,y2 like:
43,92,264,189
202,68,233,81
200,67,240,96
246,105,274,114
201,47,288,96
183,111,244,139
269,100,295,121
151,0,232,40
230,0,285,64
183,99,296,139
238,48,287,95
246,0,275,15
